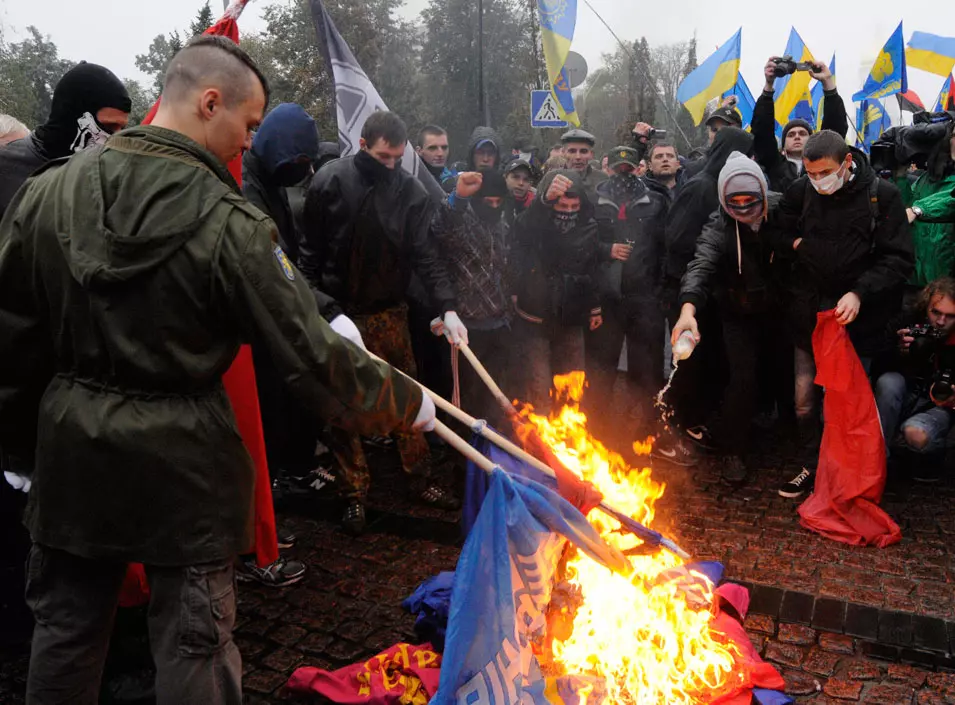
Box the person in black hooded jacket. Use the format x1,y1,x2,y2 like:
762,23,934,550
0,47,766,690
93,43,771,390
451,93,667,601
442,125,503,193
660,127,755,454
674,152,783,483
586,146,669,439
772,130,914,498
0,61,130,219
511,169,602,411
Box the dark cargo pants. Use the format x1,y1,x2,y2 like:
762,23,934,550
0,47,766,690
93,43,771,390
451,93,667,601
25,544,241,705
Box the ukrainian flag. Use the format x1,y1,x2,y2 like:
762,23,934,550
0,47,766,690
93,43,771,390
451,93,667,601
677,29,742,125
907,31,955,78
537,0,580,126
934,73,955,111
810,54,836,130
855,100,889,152
773,28,816,136
853,22,907,102
721,73,756,130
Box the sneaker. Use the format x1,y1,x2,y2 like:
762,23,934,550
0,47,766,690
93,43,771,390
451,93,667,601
720,455,748,485
294,466,338,495
236,556,306,587
276,528,296,550
651,434,698,467
416,484,461,510
342,500,366,536
685,425,718,451
778,467,815,498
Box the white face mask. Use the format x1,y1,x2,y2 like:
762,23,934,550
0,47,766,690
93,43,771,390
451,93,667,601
70,112,111,153
809,160,848,195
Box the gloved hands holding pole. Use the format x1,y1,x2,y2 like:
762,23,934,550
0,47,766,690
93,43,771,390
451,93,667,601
430,311,469,346
329,313,366,350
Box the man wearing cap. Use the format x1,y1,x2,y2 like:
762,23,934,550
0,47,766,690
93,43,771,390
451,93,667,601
0,61,131,219
588,146,670,440
561,128,607,202
504,158,536,226
753,57,847,193
672,152,783,484
705,105,744,146
432,170,512,424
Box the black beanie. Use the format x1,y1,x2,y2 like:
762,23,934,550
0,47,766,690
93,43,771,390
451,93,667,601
34,61,132,159
477,168,508,198
781,118,813,144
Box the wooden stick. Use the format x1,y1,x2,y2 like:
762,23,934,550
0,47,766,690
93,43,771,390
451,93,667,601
458,343,515,416
431,419,497,473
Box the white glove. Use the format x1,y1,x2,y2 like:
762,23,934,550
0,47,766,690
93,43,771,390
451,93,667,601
329,314,366,350
441,311,469,346
412,390,437,432
4,471,31,493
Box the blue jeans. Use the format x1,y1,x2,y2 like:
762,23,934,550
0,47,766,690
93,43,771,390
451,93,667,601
874,372,953,454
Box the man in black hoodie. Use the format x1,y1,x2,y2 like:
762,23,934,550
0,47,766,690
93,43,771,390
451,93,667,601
661,127,755,457
442,126,502,192
773,130,913,498
587,146,670,440
0,61,130,219
752,57,848,194
511,170,602,411
673,152,781,483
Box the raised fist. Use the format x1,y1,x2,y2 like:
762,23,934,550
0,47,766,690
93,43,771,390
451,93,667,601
546,174,573,202
455,172,483,199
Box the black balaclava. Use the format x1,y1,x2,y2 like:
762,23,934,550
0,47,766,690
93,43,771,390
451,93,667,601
33,61,132,159
472,168,507,224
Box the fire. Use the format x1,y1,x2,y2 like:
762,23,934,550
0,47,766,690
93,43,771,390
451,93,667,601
519,372,745,704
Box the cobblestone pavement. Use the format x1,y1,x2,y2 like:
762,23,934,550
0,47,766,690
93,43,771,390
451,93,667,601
1,430,954,704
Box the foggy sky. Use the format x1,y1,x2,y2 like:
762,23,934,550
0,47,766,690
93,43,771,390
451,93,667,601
2,0,954,127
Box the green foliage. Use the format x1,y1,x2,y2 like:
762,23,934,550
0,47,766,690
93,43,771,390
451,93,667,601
123,79,154,127
0,26,72,127
135,31,183,96
190,2,215,37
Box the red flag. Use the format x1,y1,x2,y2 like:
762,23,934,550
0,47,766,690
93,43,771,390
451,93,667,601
897,89,925,113
120,0,274,606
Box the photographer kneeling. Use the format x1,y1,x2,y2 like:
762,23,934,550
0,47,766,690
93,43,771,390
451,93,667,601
874,277,955,482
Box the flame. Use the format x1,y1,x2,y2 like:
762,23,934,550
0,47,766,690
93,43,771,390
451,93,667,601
519,372,745,704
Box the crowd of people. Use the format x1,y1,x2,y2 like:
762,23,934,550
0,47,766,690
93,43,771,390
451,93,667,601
1,37,955,705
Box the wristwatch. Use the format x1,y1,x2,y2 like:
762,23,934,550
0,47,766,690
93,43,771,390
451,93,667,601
911,206,924,219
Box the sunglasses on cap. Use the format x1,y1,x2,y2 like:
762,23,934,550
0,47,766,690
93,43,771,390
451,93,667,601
725,191,764,211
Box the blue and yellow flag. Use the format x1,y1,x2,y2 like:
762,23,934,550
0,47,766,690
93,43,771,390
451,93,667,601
773,28,816,136
810,54,836,130
935,73,955,111
853,22,907,102
677,29,742,125
907,31,955,77
537,0,580,126
855,100,889,152
721,73,756,130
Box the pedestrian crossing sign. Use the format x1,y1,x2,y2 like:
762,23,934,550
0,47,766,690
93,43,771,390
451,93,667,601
531,90,568,128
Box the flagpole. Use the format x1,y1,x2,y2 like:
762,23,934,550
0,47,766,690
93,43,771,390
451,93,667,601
579,0,692,148
478,0,491,126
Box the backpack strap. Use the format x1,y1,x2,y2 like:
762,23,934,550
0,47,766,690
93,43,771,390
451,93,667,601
867,176,880,234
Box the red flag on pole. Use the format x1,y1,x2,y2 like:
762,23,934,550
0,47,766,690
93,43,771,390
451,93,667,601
120,0,276,607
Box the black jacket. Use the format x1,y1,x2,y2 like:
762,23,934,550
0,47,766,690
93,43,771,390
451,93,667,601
664,127,756,285
594,175,669,301
511,170,601,326
0,135,49,220
680,193,782,317
442,126,504,193
301,151,457,316
752,88,849,193
773,148,914,355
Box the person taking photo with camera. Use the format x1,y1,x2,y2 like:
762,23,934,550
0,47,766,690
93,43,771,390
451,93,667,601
874,277,955,483
753,56,848,193
892,120,955,289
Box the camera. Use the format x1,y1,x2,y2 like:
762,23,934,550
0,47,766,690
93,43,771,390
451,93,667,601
930,369,955,404
869,141,897,175
648,128,667,139
871,116,953,174
771,56,818,77
908,323,945,358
